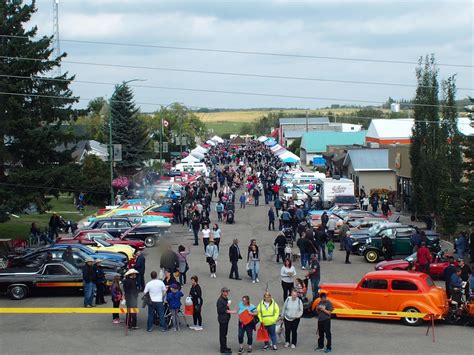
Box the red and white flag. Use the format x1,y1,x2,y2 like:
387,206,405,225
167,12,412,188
163,120,169,128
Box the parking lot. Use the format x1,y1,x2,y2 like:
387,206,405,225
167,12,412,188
0,199,472,354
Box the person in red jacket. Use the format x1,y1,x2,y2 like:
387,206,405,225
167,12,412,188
416,241,432,274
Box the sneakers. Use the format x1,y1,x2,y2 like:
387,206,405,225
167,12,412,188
345,261,351,264
263,345,270,351
256,278,260,283
284,342,290,348
291,345,296,349
238,347,244,354
189,325,196,330
195,326,203,331
324,349,332,353
211,273,216,278
315,348,324,352
112,319,120,324
302,266,306,270
272,345,278,351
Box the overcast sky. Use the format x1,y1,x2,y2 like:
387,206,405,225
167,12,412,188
31,0,473,111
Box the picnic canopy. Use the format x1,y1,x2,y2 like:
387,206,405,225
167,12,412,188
211,135,224,144
264,138,277,146
278,150,300,162
181,154,201,163
257,136,268,142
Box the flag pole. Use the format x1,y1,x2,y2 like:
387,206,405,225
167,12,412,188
160,109,163,174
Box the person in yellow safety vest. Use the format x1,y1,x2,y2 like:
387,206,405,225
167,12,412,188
257,292,280,351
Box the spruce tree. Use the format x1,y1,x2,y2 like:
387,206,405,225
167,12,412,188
0,1,76,219
461,97,474,227
410,54,441,221
105,84,149,173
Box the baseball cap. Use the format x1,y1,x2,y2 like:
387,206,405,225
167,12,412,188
221,287,230,293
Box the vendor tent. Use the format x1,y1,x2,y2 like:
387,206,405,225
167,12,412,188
190,150,205,159
211,135,224,144
193,146,208,154
282,156,299,164
264,138,277,146
206,140,216,146
278,150,300,162
257,136,268,142
181,154,201,163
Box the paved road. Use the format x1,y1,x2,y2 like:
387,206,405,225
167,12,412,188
0,194,472,354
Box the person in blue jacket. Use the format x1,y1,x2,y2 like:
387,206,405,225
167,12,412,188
166,284,184,331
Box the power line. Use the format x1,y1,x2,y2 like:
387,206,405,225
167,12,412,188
0,34,472,68
1,56,472,91
0,88,460,109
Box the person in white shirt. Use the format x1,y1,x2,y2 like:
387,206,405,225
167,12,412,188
326,218,337,240
201,225,211,253
282,289,304,348
280,259,296,302
144,271,167,332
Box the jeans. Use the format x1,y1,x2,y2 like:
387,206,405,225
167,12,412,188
284,318,300,345
318,319,331,350
192,228,199,245
83,281,95,306
327,250,333,261
193,304,202,326
250,260,260,281
301,253,310,268
281,281,293,302
240,202,245,208
217,212,223,221
318,243,327,261
170,308,179,330
264,323,277,346
219,321,230,351
203,238,209,253
268,220,275,230
112,299,120,320
310,278,320,300
238,322,254,345
254,197,259,206
147,302,165,331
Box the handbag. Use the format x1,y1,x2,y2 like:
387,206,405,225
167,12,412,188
256,324,270,342
141,292,153,308
206,256,212,263
184,261,190,273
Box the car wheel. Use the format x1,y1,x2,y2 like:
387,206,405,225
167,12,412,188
402,307,423,326
145,236,156,248
9,285,28,300
364,249,379,263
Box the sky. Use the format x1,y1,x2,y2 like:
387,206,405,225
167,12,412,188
29,0,473,111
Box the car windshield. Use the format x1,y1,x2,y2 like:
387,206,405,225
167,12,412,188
95,239,111,247
404,253,417,262
425,276,435,288
368,223,384,237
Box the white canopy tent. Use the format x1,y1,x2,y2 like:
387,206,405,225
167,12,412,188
270,144,283,152
211,135,224,144
193,146,209,154
257,136,268,142
278,150,300,161
206,140,217,146
190,150,205,159
181,154,201,163
275,149,288,156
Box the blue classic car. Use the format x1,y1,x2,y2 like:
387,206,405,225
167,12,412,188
49,244,127,264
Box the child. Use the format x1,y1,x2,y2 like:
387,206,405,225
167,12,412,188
110,275,122,324
166,284,184,331
284,243,293,261
326,239,335,261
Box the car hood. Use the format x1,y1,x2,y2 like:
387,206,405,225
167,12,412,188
375,259,409,270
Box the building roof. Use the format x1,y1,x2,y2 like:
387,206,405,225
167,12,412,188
280,117,330,125
300,131,367,153
366,119,414,139
283,130,305,139
343,149,390,171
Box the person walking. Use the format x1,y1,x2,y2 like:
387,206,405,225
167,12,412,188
201,224,211,253
206,239,219,278
268,207,276,231
256,292,280,351
280,259,296,301
274,232,286,263
189,275,203,330
239,192,246,209
191,212,201,246
123,269,139,330
248,244,260,283
326,239,335,261
217,287,236,354
344,232,353,264
326,218,336,241
229,239,243,280
274,196,282,217
111,275,122,324
216,201,225,222
315,292,333,353
212,224,222,250
82,257,96,308
307,254,321,301
415,241,432,274
144,270,167,332
252,187,260,207
296,235,311,270
177,245,190,285
134,251,146,292
282,288,304,349
237,295,257,354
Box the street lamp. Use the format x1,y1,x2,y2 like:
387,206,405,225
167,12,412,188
158,103,175,174
109,78,146,204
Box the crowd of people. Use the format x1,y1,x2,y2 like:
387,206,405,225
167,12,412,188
87,139,473,354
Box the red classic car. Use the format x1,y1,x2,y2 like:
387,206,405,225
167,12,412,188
57,230,145,251
375,251,457,279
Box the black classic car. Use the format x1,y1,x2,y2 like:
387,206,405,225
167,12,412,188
0,261,119,300
85,218,162,247
8,247,127,275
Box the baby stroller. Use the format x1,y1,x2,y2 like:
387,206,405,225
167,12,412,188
155,302,190,329
282,227,294,247
226,209,235,224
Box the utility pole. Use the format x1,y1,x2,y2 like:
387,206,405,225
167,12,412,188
52,0,61,76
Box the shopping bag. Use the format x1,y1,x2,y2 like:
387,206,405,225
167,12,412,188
184,304,194,316
246,262,252,278
256,324,270,342
239,310,254,326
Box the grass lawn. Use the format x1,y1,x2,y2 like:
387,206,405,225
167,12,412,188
206,121,248,136
0,195,98,240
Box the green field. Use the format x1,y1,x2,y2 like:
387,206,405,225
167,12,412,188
206,121,247,136
0,195,97,240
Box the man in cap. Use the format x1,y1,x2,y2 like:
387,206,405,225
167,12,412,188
217,287,235,354
123,269,139,329
82,257,96,308
315,292,333,353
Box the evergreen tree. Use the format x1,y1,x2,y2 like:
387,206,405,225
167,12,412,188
410,54,441,221
438,75,463,233
0,1,77,220
461,97,474,227
105,83,149,172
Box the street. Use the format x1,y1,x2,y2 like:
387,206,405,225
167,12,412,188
0,197,472,355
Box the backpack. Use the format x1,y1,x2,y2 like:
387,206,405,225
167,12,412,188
216,203,224,212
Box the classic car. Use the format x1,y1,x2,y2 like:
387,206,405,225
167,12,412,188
311,270,448,326
143,204,174,219
8,248,127,275
55,230,145,251
48,244,127,264
375,251,458,279
56,238,135,260
83,218,164,247
350,223,440,262
88,213,171,225
0,261,119,300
